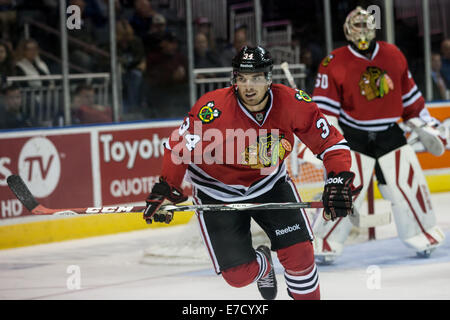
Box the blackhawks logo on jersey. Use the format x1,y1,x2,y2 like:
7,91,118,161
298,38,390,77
321,54,334,67
198,101,221,124
359,66,394,101
240,133,292,169
295,89,312,102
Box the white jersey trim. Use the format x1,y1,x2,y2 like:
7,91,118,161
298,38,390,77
347,42,380,61
339,109,400,131
186,162,287,202
318,139,350,160
402,85,422,108
402,84,419,100
313,96,341,107
313,96,341,115
236,89,274,127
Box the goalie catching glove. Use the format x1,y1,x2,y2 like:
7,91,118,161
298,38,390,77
322,171,361,221
144,177,188,224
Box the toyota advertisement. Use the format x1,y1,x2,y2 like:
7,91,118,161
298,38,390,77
98,127,173,204
0,121,182,220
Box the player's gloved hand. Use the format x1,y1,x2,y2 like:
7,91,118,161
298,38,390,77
322,171,361,221
144,177,187,225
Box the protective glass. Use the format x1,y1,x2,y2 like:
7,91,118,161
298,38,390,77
234,73,271,86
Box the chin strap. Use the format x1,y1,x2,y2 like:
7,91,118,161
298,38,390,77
255,90,270,105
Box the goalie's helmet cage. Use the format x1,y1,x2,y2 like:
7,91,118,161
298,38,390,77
343,6,376,51
231,46,274,84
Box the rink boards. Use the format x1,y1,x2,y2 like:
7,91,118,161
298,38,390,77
0,103,449,249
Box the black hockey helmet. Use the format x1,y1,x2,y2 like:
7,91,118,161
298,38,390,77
231,46,274,83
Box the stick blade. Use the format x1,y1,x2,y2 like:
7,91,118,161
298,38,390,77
6,174,39,211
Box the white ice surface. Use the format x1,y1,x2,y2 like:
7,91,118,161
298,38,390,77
1,192,450,300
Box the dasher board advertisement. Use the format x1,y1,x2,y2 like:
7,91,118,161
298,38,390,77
0,120,182,220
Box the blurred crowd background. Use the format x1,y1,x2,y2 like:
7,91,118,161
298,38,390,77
1,0,450,129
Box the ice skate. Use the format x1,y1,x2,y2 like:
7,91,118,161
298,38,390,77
256,245,278,300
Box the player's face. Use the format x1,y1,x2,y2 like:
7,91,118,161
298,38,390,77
235,72,270,106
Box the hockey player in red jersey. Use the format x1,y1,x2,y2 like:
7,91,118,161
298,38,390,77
144,46,357,300
312,7,448,264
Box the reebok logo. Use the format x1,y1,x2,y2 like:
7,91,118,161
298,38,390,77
275,224,301,236
326,177,344,185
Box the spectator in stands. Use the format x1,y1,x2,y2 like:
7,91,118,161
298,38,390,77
440,38,450,88
71,84,113,124
146,31,187,87
143,12,167,54
84,0,120,46
145,31,189,118
193,31,224,101
15,38,52,88
116,19,146,113
0,0,18,44
300,47,315,94
84,0,110,28
129,0,155,41
194,32,222,71
194,16,217,53
0,40,15,88
431,52,448,101
0,85,35,129
220,25,249,67
68,0,99,72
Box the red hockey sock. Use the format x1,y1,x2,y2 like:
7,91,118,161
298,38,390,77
221,253,271,288
277,241,320,300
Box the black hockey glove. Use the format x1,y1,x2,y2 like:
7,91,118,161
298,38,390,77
144,177,187,224
322,171,361,221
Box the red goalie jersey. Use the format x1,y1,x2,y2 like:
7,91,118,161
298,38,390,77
161,84,351,201
313,41,427,131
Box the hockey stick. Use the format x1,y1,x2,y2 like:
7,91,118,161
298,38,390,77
6,174,323,216
280,62,297,89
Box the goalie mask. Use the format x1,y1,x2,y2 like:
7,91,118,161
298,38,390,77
231,46,273,85
344,6,376,52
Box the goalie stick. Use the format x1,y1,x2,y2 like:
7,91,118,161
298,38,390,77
6,174,323,216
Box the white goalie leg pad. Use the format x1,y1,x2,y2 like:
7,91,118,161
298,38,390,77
312,218,352,264
377,144,445,253
312,151,376,263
